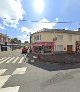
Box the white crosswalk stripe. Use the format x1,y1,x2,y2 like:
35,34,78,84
12,67,27,75
0,69,7,75
6,57,15,63
0,75,11,88
0,57,11,64
12,57,19,63
0,57,26,64
18,57,24,63
0,86,20,92
0,57,6,61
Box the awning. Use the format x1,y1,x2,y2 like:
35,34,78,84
32,42,54,47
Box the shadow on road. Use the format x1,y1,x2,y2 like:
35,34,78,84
28,53,80,71
28,61,80,71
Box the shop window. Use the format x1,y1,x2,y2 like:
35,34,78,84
44,46,51,53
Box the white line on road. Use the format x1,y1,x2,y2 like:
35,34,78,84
0,75,11,88
12,57,19,63
0,69,7,75
6,57,15,63
18,57,24,63
0,57,11,64
0,57,6,61
12,67,27,75
0,86,20,92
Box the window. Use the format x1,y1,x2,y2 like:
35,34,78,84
40,35,41,40
34,36,37,41
74,35,76,40
0,35,2,42
57,45,63,51
37,35,39,40
34,35,41,41
68,35,72,41
57,35,63,40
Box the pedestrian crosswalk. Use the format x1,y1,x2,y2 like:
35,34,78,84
0,57,6,61
0,57,11,64
0,75,11,88
12,57,19,63
0,57,26,64
0,86,20,92
18,57,24,63
0,67,27,91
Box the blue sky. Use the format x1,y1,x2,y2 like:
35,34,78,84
0,0,80,42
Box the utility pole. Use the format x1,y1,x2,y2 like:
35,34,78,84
30,32,32,52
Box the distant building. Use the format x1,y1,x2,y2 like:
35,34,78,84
0,33,12,52
0,33,22,52
31,28,80,53
21,41,30,48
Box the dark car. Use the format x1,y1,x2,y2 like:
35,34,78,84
22,47,28,54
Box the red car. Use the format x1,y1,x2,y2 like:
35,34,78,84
22,47,28,54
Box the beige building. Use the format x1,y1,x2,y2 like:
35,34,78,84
31,28,80,53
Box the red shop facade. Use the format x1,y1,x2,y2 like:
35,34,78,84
31,42,55,53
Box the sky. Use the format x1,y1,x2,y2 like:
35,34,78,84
0,0,80,42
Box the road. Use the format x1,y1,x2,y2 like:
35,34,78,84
0,49,80,92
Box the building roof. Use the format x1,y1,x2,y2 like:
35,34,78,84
0,33,9,37
32,28,80,36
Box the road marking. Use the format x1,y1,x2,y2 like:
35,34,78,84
18,57,24,63
0,75,11,88
0,69,7,75
12,67,27,75
0,57,6,61
6,57,15,63
33,56,37,58
0,86,20,92
31,60,34,62
0,57,11,64
26,58,29,62
12,57,19,63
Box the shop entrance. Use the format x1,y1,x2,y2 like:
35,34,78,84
67,45,73,53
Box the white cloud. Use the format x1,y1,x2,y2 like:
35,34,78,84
55,18,59,22
74,29,78,31
0,25,5,29
21,18,57,33
18,35,30,43
65,27,68,30
21,27,31,33
0,0,25,28
35,18,57,31
20,18,58,42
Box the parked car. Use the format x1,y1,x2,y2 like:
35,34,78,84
22,47,28,54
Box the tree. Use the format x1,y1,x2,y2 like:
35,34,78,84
24,41,29,43
11,38,21,44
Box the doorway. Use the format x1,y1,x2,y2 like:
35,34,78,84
67,45,73,53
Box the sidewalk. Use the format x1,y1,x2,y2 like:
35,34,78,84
0,49,20,57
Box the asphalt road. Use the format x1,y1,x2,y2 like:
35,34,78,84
0,49,80,92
